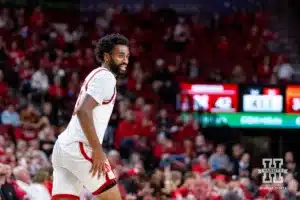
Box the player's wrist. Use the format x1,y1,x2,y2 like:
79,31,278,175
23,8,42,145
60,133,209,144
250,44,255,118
90,141,102,151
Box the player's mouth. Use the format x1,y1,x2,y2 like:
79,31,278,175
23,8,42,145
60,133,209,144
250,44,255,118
120,65,127,71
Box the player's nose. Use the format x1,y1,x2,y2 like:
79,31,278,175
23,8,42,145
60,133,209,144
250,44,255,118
123,57,129,64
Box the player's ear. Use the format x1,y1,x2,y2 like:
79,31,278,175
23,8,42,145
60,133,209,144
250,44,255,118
103,52,111,63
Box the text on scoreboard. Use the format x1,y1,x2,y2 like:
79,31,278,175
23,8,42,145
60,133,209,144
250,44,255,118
239,85,284,112
178,84,238,112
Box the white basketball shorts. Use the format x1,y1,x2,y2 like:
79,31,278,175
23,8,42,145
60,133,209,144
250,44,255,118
51,141,116,199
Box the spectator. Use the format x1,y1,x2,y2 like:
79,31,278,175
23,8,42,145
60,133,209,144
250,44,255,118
30,67,49,93
257,55,272,83
9,40,25,66
0,8,13,30
162,167,182,195
0,69,8,98
223,179,244,200
30,6,44,27
213,174,228,198
0,164,20,200
194,134,212,156
1,104,20,127
39,126,56,157
3,147,16,165
156,108,171,132
239,153,251,177
19,60,34,96
20,102,50,132
277,62,294,82
231,144,245,176
187,58,200,80
231,65,246,83
27,169,51,200
20,103,39,128
0,36,8,64
208,144,231,171
284,179,299,200
173,17,190,48
114,109,137,151
285,151,295,163
13,166,31,195
48,76,65,103
192,154,210,174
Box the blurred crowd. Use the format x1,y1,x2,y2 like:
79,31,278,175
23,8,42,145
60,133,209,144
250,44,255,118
0,4,298,200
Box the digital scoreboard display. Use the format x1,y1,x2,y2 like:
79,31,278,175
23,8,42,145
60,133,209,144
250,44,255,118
286,85,300,113
178,84,238,112
240,85,284,112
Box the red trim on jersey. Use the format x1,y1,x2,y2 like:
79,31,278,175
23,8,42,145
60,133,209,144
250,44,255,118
78,142,117,195
79,143,112,173
84,68,108,90
92,173,117,195
103,86,116,104
79,142,93,163
52,194,80,200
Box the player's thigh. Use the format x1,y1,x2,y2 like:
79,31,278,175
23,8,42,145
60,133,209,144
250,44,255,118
63,142,118,196
52,165,83,200
95,184,122,200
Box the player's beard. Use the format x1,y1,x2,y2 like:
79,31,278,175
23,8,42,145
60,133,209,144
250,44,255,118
109,58,127,77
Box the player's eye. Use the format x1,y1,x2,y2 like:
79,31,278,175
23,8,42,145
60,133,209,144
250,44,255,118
118,54,125,59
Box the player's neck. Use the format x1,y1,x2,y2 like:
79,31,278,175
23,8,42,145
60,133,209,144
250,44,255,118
101,63,117,77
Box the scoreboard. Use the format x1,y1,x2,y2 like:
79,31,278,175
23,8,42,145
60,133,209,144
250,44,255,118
178,83,300,129
178,84,238,112
178,83,300,114
286,85,300,113
239,85,284,112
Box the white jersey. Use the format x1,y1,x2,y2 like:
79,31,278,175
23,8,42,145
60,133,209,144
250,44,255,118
57,67,116,147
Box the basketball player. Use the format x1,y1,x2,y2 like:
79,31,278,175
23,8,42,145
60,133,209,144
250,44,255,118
51,33,130,200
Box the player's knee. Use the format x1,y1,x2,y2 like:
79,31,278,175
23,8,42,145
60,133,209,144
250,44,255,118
95,184,122,200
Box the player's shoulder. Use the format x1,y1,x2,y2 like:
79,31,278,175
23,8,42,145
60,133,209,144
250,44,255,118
89,67,116,83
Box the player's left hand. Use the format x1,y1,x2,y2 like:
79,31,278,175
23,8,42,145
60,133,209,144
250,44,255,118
89,147,107,179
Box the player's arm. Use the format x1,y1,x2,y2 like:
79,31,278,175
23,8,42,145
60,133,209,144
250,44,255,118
76,72,116,177
76,94,102,150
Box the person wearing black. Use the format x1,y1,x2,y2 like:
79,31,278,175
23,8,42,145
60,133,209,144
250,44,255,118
0,164,18,200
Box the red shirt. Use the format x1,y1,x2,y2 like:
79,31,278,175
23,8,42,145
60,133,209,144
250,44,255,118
136,119,156,138
56,34,65,49
0,81,8,97
0,146,5,156
114,120,138,149
19,67,33,80
257,64,272,82
48,85,65,97
175,124,198,141
153,142,181,159
15,127,38,141
7,179,27,199
217,39,229,52
40,56,53,69
192,162,209,174
30,10,44,27
259,186,280,200
239,184,253,200
9,50,25,65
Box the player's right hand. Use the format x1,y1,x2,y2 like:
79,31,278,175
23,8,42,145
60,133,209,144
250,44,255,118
90,148,107,179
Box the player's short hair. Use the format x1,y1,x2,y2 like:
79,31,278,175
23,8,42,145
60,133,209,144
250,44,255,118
95,33,129,63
